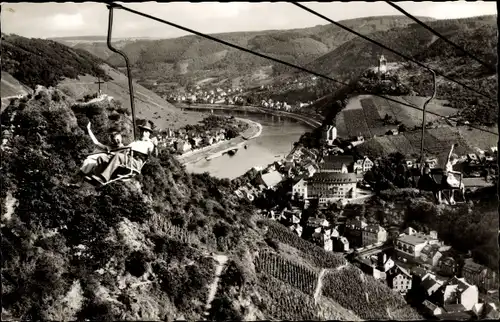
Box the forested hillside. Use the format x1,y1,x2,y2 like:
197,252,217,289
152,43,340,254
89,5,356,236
0,34,195,130
1,34,110,90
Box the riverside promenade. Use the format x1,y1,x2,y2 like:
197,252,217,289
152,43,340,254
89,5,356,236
175,118,262,165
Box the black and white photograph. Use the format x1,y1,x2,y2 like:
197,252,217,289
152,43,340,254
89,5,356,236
1,1,498,320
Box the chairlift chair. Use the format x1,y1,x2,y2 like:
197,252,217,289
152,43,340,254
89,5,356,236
83,146,148,186
99,147,148,186
82,4,148,187
417,167,465,205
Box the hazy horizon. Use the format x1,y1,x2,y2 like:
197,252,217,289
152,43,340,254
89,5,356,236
3,2,497,39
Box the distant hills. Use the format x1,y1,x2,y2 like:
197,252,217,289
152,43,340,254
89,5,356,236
53,16,436,89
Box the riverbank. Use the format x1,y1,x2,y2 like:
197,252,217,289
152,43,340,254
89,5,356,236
176,117,262,165
175,103,322,128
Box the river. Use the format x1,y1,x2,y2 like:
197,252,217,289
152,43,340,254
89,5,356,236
183,109,314,180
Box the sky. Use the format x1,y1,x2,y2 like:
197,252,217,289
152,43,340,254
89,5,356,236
2,1,498,39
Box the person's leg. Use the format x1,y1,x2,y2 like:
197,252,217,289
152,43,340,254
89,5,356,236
449,190,456,205
97,153,127,182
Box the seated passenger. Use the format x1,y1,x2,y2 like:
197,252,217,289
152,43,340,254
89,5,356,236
92,124,157,184
80,122,124,176
441,143,465,205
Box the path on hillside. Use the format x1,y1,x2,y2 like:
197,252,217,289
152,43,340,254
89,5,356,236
203,254,229,320
314,268,327,304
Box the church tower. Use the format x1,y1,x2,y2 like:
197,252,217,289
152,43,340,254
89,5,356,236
323,124,337,146
378,54,387,75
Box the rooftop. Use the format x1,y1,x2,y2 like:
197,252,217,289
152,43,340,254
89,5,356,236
463,259,486,273
397,232,438,246
261,171,284,188
321,155,354,168
308,172,358,184
423,300,439,311
308,217,329,225
420,243,441,258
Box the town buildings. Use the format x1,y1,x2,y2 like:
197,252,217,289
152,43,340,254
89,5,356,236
353,156,374,174
387,265,413,295
319,155,354,173
461,258,498,292
323,125,337,146
362,224,388,247
394,228,441,262
433,277,479,311
306,172,358,205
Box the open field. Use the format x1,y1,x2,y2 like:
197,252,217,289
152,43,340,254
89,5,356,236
336,95,458,138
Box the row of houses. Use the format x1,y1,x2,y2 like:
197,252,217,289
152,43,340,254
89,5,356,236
166,86,245,104
259,98,314,112
157,128,228,154
351,226,498,292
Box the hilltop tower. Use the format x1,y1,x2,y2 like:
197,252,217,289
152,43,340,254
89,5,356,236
378,54,387,75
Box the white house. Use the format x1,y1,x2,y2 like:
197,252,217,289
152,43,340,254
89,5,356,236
395,228,441,261
354,156,374,174
292,178,307,200
435,277,479,311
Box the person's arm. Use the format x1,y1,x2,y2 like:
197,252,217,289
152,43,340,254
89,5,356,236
87,122,110,152
446,144,456,164
152,137,159,157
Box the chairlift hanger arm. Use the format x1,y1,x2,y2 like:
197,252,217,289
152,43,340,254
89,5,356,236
420,70,437,174
106,4,137,140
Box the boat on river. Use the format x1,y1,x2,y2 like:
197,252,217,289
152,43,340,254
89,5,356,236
227,148,238,156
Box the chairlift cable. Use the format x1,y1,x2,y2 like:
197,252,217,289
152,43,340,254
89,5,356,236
104,2,498,136
291,2,495,102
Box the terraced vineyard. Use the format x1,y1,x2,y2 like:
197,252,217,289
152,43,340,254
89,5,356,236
255,251,317,295
322,265,423,320
428,127,474,155
344,109,372,138
360,98,381,129
256,273,318,320
374,136,398,155
263,219,346,269
387,135,419,156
